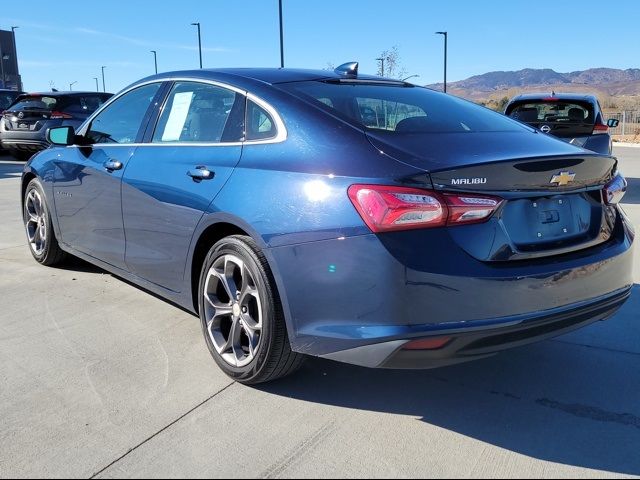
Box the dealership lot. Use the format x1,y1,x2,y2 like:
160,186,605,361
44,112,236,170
0,147,639,478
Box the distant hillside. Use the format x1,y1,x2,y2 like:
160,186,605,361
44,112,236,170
428,68,640,108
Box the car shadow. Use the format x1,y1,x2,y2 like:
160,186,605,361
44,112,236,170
623,177,640,205
0,161,25,180
258,288,640,476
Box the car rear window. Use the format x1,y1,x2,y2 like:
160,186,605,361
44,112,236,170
63,95,111,115
279,81,524,133
507,101,595,125
10,96,59,112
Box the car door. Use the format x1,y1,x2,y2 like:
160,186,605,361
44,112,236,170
52,82,164,269
121,80,245,292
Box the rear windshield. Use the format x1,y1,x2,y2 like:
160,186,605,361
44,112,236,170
280,81,524,133
506,101,595,125
0,92,20,110
8,94,111,113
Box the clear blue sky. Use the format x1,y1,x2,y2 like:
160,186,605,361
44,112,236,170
4,0,640,93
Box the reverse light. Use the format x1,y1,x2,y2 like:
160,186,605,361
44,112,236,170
604,173,627,205
348,184,502,233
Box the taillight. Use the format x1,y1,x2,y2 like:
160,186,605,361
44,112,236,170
593,123,609,135
604,174,627,205
403,336,452,351
50,111,73,120
348,184,502,233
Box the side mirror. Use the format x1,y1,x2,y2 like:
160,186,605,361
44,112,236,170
47,126,75,146
607,119,620,128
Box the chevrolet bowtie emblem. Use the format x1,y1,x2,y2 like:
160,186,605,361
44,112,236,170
550,171,576,186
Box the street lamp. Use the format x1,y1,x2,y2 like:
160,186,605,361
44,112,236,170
191,22,203,69
376,57,385,77
93,77,99,92
402,74,420,82
101,66,106,93
150,50,158,74
69,81,77,91
278,0,285,68
435,31,448,93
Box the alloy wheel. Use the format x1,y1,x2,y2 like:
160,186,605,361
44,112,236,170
203,254,263,367
25,189,47,256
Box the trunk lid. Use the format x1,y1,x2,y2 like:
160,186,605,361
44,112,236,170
368,130,618,262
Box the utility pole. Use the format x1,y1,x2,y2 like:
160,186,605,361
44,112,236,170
93,77,99,92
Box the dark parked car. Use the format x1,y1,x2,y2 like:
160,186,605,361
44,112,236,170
1,91,112,160
21,65,633,384
505,93,618,155
0,89,25,153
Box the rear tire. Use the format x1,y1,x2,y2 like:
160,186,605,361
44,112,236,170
198,235,304,385
23,178,67,266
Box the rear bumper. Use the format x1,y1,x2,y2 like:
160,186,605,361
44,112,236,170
269,208,634,367
0,139,48,152
325,286,630,369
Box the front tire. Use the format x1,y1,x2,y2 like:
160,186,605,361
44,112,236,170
23,178,67,266
198,235,304,385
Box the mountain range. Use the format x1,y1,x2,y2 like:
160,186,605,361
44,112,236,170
428,68,640,100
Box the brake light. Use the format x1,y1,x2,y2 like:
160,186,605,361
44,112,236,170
593,123,609,135
604,174,627,205
348,184,502,232
50,111,73,119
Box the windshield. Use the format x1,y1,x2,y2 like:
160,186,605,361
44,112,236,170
506,101,595,125
280,81,525,133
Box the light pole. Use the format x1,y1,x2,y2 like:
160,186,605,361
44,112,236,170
93,77,99,92
435,31,448,93
278,0,284,68
402,74,420,82
101,66,106,93
69,81,77,91
191,23,202,68
376,57,385,77
11,26,20,90
150,50,158,74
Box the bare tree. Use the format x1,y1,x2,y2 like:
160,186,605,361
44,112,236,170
376,46,407,80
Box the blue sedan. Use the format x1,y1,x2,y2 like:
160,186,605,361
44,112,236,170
21,64,634,384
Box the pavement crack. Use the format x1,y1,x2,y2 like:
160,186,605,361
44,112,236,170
89,382,235,479
537,398,640,430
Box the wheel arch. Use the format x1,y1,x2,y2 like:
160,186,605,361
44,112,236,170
187,216,295,344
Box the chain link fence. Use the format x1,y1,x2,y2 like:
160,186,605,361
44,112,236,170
604,111,640,137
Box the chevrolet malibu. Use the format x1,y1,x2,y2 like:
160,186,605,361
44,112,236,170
21,64,634,384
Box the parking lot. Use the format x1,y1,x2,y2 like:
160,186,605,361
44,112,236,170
0,146,638,478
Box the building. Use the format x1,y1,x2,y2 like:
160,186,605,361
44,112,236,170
0,29,22,91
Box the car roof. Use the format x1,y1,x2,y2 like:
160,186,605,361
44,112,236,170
509,93,598,103
141,67,395,86
17,91,113,97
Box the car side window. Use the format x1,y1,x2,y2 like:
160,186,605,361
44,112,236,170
86,83,161,144
246,100,277,141
152,82,242,143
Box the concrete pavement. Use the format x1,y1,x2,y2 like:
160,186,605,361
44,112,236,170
0,148,638,478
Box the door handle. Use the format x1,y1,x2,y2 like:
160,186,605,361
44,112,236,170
104,160,123,172
187,166,215,181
